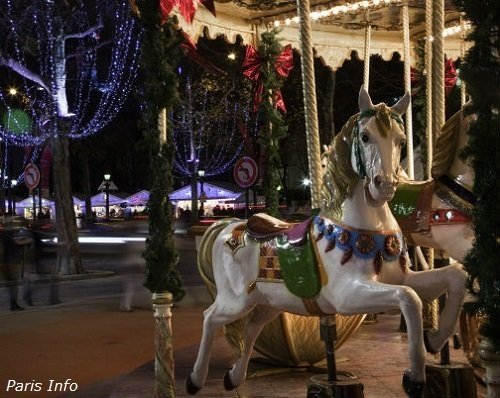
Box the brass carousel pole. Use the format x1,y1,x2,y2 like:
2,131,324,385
423,1,477,395
423,0,440,333
152,108,175,398
402,2,414,179
296,0,363,395
363,16,371,92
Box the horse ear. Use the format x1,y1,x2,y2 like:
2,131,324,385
358,87,374,112
391,91,411,115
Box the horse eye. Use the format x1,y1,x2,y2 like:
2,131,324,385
361,133,369,143
400,139,407,148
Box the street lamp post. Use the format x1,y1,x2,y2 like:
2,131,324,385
104,173,111,221
10,179,17,214
198,170,206,217
98,174,117,222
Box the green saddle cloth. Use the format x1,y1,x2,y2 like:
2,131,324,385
390,179,435,232
276,234,321,299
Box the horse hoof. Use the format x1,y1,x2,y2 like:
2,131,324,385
186,374,201,395
423,330,438,354
402,369,425,398
223,370,236,391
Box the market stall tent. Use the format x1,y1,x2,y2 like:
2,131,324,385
15,195,85,219
169,182,241,215
124,189,151,216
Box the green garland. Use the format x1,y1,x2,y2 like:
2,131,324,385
256,29,289,217
455,0,500,350
136,1,185,300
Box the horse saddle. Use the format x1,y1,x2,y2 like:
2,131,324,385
246,213,311,245
246,213,323,299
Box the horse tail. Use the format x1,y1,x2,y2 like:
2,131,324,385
197,217,247,359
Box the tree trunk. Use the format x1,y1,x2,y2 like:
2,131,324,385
0,142,5,215
82,156,93,225
52,131,83,274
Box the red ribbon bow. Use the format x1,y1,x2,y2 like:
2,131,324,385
242,44,293,113
160,0,215,25
411,58,457,96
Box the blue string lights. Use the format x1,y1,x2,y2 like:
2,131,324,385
0,0,141,146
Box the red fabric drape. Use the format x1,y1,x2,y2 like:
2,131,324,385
160,0,215,24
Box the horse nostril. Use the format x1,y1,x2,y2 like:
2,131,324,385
374,175,382,187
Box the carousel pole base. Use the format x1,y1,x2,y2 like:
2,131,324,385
307,372,364,398
424,362,477,398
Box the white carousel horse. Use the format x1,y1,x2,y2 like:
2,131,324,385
186,88,466,398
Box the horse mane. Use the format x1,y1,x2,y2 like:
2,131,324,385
321,114,358,216
432,109,464,178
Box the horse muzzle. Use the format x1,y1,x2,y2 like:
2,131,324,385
366,175,398,205
374,175,399,192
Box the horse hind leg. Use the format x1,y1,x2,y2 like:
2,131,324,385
224,306,281,390
187,300,251,394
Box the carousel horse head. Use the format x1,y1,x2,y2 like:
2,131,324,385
432,107,475,186
322,88,410,213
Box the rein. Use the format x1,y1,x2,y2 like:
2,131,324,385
352,109,404,180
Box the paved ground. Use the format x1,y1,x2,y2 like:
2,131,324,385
0,231,487,398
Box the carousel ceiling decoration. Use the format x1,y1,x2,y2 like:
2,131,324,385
178,0,468,70
215,0,462,33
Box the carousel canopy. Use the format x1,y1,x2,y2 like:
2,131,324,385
169,182,241,202
177,0,465,69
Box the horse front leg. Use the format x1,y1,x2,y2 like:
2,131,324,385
187,300,249,394
403,263,466,353
333,280,426,398
225,306,281,390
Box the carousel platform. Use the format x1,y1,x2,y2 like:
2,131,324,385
0,284,486,398
108,309,486,398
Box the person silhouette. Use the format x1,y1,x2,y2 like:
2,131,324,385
1,216,34,311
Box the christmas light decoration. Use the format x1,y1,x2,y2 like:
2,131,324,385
0,0,141,147
270,0,471,37
172,75,255,178
272,0,402,27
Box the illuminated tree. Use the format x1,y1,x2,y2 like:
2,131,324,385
172,73,253,221
0,0,141,273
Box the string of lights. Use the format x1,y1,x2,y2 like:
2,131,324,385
0,0,141,147
270,0,470,39
172,76,253,178
271,0,402,27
